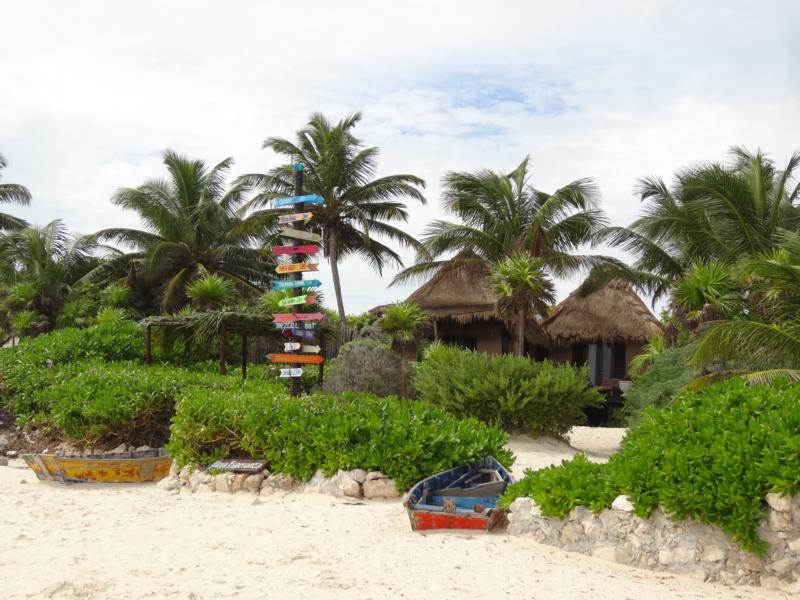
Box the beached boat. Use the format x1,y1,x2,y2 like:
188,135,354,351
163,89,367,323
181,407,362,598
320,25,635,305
22,448,171,484
404,456,515,531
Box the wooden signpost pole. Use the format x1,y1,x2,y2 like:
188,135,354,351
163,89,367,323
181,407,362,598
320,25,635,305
290,163,304,397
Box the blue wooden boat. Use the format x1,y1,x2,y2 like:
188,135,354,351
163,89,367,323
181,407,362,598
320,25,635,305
404,456,515,531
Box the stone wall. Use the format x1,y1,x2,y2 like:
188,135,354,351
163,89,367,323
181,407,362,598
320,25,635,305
507,494,800,593
156,461,401,500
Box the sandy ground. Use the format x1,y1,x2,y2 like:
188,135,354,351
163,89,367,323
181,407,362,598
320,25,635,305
0,427,787,600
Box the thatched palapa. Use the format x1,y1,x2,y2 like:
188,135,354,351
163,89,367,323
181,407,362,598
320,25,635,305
542,280,662,347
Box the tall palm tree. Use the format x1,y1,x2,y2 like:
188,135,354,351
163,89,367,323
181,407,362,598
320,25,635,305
490,252,555,356
0,153,31,230
598,146,800,302
393,157,609,286
239,113,426,327
0,220,98,328
92,150,274,312
379,302,428,397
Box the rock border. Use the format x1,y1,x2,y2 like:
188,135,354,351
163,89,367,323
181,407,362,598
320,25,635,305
157,461,401,500
507,493,800,593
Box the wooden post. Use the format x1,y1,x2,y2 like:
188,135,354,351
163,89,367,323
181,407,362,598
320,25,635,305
290,163,304,397
145,325,152,365
432,318,438,342
241,335,248,380
218,322,226,375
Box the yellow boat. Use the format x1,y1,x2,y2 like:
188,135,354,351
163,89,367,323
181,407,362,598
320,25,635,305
22,448,171,484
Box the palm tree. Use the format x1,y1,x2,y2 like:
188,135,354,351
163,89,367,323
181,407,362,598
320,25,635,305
379,302,428,396
92,150,274,312
239,113,426,329
598,146,800,302
393,157,609,286
0,220,99,329
0,153,31,230
490,252,555,356
186,274,237,310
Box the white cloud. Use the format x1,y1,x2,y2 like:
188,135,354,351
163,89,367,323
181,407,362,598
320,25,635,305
1,0,799,312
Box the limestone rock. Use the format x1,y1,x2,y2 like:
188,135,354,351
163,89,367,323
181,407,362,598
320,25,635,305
264,473,296,491
768,556,797,576
702,545,726,562
157,476,180,491
188,470,211,491
243,474,264,494
766,493,793,513
365,470,387,482
6,449,19,458
108,443,129,454
331,471,362,498
135,445,152,452
509,497,533,515
739,554,764,572
0,456,8,467
611,495,635,512
303,469,328,493
194,483,215,493
768,509,793,532
363,477,400,499
230,473,248,493
787,537,800,554
169,460,180,478
179,465,193,482
761,576,782,590
7,458,27,469
347,468,367,484
658,544,696,565
592,546,630,564
560,522,582,544
215,473,234,493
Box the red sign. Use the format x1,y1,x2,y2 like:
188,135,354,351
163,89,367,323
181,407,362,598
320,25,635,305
272,312,325,323
271,244,321,256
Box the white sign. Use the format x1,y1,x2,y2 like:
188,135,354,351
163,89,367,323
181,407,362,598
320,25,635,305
279,368,304,378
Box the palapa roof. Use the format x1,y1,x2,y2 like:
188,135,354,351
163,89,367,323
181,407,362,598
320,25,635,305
391,252,549,345
542,279,663,347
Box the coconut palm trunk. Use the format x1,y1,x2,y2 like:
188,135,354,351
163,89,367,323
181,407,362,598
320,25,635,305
516,306,526,357
327,229,347,331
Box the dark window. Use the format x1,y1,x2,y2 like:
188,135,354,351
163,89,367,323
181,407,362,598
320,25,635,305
611,343,627,379
441,334,478,351
572,343,588,366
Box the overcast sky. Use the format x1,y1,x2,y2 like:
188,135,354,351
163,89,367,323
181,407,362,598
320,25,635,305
2,1,799,313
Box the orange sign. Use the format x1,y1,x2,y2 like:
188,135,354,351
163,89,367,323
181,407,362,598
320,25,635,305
268,353,325,365
275,262,319,274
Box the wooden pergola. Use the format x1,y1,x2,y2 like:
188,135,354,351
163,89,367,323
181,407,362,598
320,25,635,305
140,311,277,377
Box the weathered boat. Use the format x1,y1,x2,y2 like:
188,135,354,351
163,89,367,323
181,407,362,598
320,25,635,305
404,456,515,531
22,448,171,484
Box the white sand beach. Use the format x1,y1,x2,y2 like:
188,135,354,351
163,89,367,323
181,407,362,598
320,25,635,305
0,428,786,600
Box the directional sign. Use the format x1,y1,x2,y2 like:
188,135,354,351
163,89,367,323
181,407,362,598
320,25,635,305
209,459,267,474
272,312,324,323
279,368,304,378
273,321,317,330
274,194,325,208
275,262,318,274
280,328,316,340
300,345,321,354
271,278,322,291
279,228,321,243
271,244,321,256
283,342,302,351
277,294,316,307
277,212,313,225
269,353,325,365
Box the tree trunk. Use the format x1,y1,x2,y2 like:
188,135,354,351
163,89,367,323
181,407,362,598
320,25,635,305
328,230,347,335
516,307,525,357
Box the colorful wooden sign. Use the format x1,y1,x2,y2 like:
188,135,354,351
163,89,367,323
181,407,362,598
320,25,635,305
272,312,324,323
300,345,321,354
277,294,316,307
277,212,313,225
269,353,325,365
280,328,316,340
275,262,318,274
283,342,302,351
209,459,267,474
279,368,304,378
273,321,317,331
274,194,325,208
271,278,322,291
271,244,321,256
279,227,321,243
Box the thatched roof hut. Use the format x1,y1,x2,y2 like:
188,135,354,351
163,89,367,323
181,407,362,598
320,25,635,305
542,280,662,347
389,252,549,346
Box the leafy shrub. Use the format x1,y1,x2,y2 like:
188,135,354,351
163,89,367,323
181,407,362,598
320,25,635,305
168,389,513,489
57,295,95,328
415,343,602,435
623,346,696,425
322,339,408,397
501,378,800,554
100,283,133,308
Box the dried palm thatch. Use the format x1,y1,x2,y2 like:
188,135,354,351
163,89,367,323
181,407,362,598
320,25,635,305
385,251,549,345
542,279,663,347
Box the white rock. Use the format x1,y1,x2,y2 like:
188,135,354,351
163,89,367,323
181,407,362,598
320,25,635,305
179,465,192,482
303,470,328,493
0,457,8,466
332,471,362,498
768,556,797,576
761,576,782,591
215,473,233,493
592,546,630,564
243,474,264,494
347,469,367,484
658,545,695,565
768,509,794,532
169,460,180,478
7,458,27,469
702,546,726,562
264,473,296,491
787,537,800,554
194,483,215,493
157,476,180,491
365,470,388,481
739,554,764,572
611,495,634,512
108,443,129,454
508,497,533,515
766,493,793,513
363,477,400,499
230,473,248,493
320,478,344,498
135,445,152,452
188,470,211,491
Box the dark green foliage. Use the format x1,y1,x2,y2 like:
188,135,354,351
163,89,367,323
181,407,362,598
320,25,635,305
414,344,602,435
322,339,408,397
623,346,696,425
501,378,800,554
167,389,513,490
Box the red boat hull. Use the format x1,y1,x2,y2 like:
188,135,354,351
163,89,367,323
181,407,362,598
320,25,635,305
407,508,507,531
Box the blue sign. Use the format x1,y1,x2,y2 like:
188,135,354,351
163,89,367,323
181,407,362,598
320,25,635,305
271,279,322,291
274,194,325,208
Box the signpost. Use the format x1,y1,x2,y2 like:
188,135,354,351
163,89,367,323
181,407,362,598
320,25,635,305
274,194,325,208
272,312,324,322
271,279,322,291
275,262,319,274
276,294,316,307
279,368,304,378
273,321,317,330
209,459,267,474
277,212,313,225
268,353,325,365
271,244,321,256
278,228,321,243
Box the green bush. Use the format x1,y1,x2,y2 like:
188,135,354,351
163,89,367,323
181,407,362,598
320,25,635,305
414,343,602,436
623,346,696,425
501,378,800,554
322,339,408,397
168,389,513,490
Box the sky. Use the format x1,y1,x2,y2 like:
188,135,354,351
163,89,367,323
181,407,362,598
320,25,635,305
1,1,799,313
